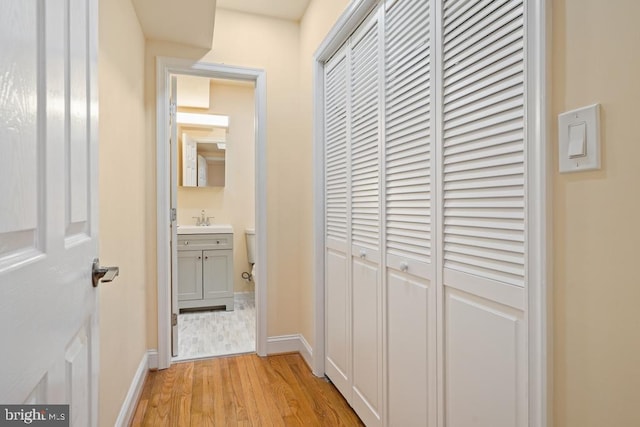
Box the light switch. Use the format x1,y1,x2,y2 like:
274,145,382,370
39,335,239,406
558,104,601,173
567,122,586,158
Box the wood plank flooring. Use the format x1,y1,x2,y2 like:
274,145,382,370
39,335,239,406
131,353,364,426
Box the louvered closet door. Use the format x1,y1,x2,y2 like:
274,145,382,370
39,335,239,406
349,10,383,427
384,0,436,426
324,46,351,400
440,1,527,426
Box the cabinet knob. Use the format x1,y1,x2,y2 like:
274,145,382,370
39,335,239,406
184,241,189,245
197,256,201,260
216,240,220,244
205,256,209,260
400,262,409,272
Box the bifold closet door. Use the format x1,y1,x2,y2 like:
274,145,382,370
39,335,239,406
324,10,383,427
324,46,351,400
349,10,383,427
384,0,436,426
326,0,532,425
440,0,528,426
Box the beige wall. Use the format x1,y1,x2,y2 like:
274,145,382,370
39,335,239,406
98,0,147,425
177,81,256,293
552,1,640,426
145,8,303,347
298,0,350,349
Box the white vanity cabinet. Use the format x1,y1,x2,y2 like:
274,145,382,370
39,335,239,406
177,233,234,311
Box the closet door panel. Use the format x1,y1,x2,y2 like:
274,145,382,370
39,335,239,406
352,258,382,425
324,47,351,399
441,0,527,425
384,0,432,280
349,10,382,427
445,287,523,427
384,0,436,425
387,271,431,427
350,12,381,262
325,50,349,254
326,248,350,397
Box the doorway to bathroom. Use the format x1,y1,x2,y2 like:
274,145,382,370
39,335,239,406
173,75,256,361
156,58,268,369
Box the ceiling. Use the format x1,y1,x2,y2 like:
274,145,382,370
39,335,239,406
132,0,216,49
216,0,312,21
131,0,311,50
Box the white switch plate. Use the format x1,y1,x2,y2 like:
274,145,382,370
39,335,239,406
558,104,601,173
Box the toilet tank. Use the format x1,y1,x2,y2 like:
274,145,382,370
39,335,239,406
245,228,256,265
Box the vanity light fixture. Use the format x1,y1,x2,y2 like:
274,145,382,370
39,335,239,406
176,112,229,128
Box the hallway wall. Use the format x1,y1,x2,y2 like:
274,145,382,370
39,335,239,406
552,1,640,425
98,0,148,425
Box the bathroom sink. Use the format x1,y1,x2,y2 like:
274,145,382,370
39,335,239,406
177,224,233,235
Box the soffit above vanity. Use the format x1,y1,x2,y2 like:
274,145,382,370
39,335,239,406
131,0,217,49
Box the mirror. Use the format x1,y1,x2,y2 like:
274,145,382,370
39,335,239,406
180,129,226,187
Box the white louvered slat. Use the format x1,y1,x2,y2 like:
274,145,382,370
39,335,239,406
442,0,525,288
385,0,431,274
325,51,348,244
350,20,380,251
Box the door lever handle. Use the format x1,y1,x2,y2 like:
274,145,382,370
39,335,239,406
92,258,120,287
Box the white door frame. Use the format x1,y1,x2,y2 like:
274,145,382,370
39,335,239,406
156,57,268,369
312,0,551,425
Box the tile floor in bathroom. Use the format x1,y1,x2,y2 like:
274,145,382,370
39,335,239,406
175,292,255,361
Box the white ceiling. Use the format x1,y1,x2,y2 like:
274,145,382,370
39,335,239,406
131,0,311,49
216,0,311,21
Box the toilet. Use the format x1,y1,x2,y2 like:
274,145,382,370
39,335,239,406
245,228,256,280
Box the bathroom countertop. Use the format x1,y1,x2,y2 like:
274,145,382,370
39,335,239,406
177,224,233,235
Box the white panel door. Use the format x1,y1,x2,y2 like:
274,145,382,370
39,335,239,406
440,0,527,425
0,0,100,425
384,0,436,425
324,46,351,399
349,10,383,427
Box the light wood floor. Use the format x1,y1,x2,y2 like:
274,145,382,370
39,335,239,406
131,353,364,426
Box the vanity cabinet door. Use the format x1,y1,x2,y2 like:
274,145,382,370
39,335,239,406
202,249,233,300
177,250,203,301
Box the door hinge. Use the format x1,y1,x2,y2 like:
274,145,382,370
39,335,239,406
171,313,178,327
170,208,177,222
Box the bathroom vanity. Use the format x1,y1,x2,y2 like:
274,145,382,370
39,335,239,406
176,225,234,311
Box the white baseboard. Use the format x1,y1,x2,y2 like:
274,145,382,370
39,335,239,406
267,334,313,370
115,350,153,427
147,349,159,370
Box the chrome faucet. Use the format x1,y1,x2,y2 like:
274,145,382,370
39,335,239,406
192,210,214,226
